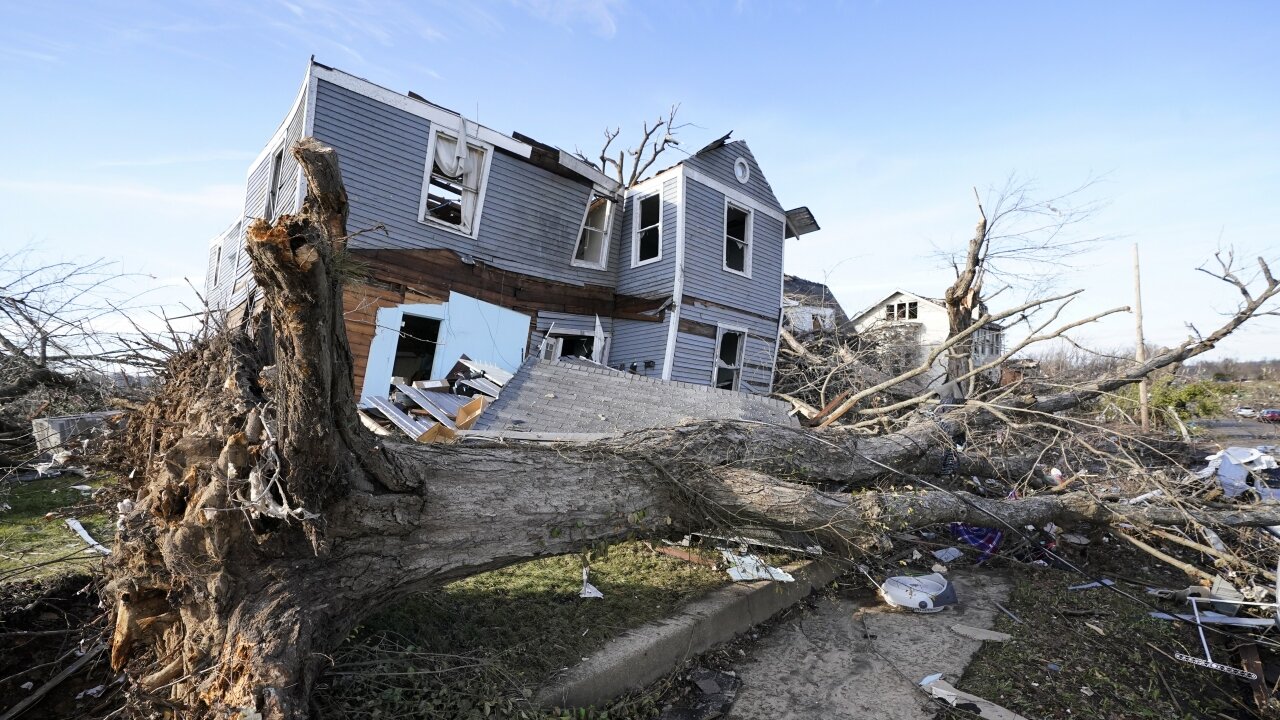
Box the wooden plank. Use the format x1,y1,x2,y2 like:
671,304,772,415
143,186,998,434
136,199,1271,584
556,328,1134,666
1239,642,1269,709
366,396,431,441
357,410,392,436
411,379,453,392
455,396,488,430
419,422,457,444
395,384,458,430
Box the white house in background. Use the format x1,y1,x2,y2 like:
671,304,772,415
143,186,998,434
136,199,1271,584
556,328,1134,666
849,289,1004,385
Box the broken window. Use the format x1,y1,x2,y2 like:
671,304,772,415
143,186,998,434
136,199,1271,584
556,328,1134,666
422,128,487,235
713,328,746,391
724,203,751,274
634,193,661,264
539,332,607,362
264,149,285,220
885,301,918,321
573,194,613,269
392,314,441,384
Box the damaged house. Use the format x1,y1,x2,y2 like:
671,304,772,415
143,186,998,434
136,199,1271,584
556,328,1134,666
204,60,819,417
781,274,848,333
849,289,1004,385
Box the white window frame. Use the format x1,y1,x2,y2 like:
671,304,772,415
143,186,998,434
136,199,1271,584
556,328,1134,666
264,146,285,220
710,324,748,391
417,126,494,240
885,301,918,321
572,193,613,270
631,192,663,267
539,329,611,364
722,198,753,278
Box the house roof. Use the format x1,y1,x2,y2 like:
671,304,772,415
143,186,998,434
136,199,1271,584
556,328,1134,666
848,289,943,326
849,289,1005,331
473,357,799,434
305,60,622,196
782,275,849,324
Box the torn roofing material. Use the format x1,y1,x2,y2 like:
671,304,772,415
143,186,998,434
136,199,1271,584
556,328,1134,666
473,357,799,434
782,274,849,324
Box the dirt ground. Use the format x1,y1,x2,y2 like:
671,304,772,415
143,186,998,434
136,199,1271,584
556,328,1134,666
727,571,1011,720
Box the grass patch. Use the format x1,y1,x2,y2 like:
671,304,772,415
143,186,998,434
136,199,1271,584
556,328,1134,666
938,567,1242,720
0,474,115,582
316,542,733,719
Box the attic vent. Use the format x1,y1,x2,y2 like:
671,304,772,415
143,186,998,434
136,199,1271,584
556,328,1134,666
734,157,750,184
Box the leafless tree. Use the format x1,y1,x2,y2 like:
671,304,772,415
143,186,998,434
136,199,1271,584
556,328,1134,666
586,104,688,189
939,177,1108,386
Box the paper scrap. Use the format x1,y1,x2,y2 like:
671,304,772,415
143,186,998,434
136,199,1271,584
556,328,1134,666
932,547,963,563
722,551,794,582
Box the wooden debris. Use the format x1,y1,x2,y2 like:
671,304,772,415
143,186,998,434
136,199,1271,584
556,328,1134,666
365,396,433,441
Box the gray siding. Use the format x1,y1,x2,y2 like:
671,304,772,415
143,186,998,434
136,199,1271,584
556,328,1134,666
607,318,669,379
311,80,614,288
615,176,678,298
682,141,783,213
204,220,241,312
682,177,785,316
676,301,780,393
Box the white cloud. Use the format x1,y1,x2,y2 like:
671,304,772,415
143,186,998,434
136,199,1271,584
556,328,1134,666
512,0,625,38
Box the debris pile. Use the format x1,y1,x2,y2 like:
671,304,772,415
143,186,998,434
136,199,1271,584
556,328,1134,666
357,356,507,442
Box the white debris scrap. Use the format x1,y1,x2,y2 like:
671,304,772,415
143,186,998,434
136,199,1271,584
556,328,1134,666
579,567,603,599
64,518,111,555
931,547,963,563
920,673,1029,719
721,551,794,582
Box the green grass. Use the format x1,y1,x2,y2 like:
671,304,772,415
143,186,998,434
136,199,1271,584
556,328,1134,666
0,474,115,582
938,568,1242,720
316,542,733,719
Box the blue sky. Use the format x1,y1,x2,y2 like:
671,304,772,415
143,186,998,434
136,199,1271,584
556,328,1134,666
1,0,1277,358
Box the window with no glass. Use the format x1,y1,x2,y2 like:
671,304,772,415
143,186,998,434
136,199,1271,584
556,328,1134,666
885,301,918,320
421,129,487,235
264,149,285,220
634,193,661,264
724,202,751,275
573,194,613,269
713,328,746,391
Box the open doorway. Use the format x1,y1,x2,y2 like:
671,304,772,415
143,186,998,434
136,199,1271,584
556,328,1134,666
393,314,441,384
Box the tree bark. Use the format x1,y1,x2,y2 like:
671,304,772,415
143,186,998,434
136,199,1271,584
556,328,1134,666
102,139,1277,720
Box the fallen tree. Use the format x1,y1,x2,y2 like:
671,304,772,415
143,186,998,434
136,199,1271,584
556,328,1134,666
103,139,1280,720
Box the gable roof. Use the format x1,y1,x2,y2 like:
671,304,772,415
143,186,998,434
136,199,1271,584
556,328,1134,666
473,357,798,434
783,275,849,324
848,289,944,326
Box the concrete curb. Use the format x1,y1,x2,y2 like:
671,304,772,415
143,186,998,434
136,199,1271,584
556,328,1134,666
535,558,844,709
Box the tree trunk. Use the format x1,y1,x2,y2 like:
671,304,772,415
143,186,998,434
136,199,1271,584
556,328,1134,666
102,139,1276,720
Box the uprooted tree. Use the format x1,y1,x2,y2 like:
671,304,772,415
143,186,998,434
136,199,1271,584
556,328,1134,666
103,138,1280,719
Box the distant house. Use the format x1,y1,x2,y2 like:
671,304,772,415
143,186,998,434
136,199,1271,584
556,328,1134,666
781,275,848,333
203,60,820,402
849,289,1004,384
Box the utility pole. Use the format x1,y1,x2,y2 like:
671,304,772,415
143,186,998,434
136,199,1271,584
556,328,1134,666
1134,243,1150,431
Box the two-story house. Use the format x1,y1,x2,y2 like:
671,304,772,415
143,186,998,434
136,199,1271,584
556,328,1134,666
848,289,1004,385
204,60,818,402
